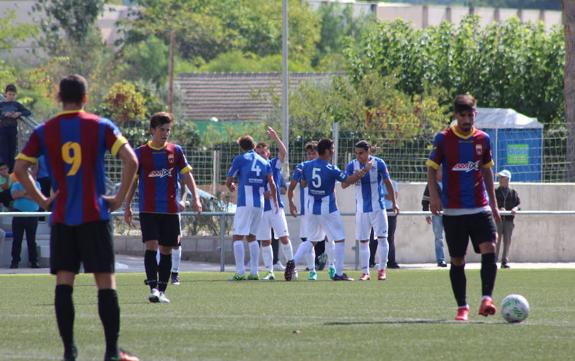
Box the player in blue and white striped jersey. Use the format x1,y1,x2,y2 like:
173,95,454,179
226,135,278,281
254,126,295,281
300,138,373,281
342,140,400,281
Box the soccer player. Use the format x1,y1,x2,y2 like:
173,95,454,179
287,141,324,281
300,138,373,281
342,140,399,281
426,94,501,321
124,112,202,304
254,126,295,281
226,135,278,280
13,74,139,361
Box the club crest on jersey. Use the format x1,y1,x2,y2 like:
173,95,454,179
148,168,174,178
452,161,479,173
475,144,483,155
168,154,175,163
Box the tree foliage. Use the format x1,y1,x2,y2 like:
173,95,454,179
346,16,565,128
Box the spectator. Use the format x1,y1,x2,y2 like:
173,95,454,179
383,179,400,269
10,165,41,268
0,84,32,172
495,170,520,269
422,167,447,267
0,161,13,209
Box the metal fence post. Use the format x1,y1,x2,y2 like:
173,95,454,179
219,214,226,272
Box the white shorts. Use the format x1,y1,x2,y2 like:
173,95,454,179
307,211,345,242
232,206,263,236
256,208,289,240
355,209,388,241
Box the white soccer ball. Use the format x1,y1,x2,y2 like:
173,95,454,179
501,294,530,323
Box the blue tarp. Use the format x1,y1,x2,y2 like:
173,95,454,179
475,108,543,182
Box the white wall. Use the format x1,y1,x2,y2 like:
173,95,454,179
286,182,575,264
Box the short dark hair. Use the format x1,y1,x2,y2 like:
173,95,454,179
256,142,269,149
150,112,174,129
453,94,477,114
355,140,370,151
59,75,87,104
238,135,255,151
304,141,318,152
317,138,334,155
5,84,17,93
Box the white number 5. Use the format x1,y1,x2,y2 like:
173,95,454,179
312,167,321,188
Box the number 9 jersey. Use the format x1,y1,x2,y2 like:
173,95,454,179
16,110,128,225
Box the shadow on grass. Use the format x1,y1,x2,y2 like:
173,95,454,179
324,319,495,325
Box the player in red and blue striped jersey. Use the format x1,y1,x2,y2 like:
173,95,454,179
14,74,139,361
124,112,202,304
426,94,501,321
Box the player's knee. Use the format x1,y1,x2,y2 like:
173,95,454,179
451,257,465,266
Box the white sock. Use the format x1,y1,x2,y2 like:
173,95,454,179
171,246,181,273
248,241,260,275
335,242,345,276
280,240,294,261
377,237,389,271
294,241,313,264
307,244,316,272
261,245,273,272
359,241,370,274
233,241,245,274
156,249,160,265
326,239,335,266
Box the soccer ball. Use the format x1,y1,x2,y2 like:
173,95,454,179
501,294,529,323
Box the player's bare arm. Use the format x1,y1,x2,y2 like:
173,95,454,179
123,174,138,227
267,126,287,163
182,171,202,213
427,167,442,215
482,166,501,223
226,176,236,193
13,159,58,210
267,174,279,212
342,160,373,187
384,178,400,215
287,179,298,217
104,143,138,212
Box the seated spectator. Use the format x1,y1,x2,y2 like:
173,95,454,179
0,162,13,209
10,165,40,268
0,84,32,172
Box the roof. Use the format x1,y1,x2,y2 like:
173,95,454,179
475,108,543,130
176,72,339,121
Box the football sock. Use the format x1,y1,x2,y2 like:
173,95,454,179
280,240,294,261
359,241,370,273
307,245,316,272
261,244,273,272
481,253,497,297
326,239,335,266
158,253,172,293
450,264,467,307
294,240,313,264
335,242,345,276
248,241,260,275
144,250,158,290
377,237,389,270
98,289,120,359
233,241,245,274
55,285,75,357
171,246,182,273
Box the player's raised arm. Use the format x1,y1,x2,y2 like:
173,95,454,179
341,160,372,186
267,126,287,163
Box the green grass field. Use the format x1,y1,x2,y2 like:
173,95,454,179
1,269,574,361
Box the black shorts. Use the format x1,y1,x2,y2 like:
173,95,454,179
443,212,497,258
50,221,115,275
139,213,181,247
